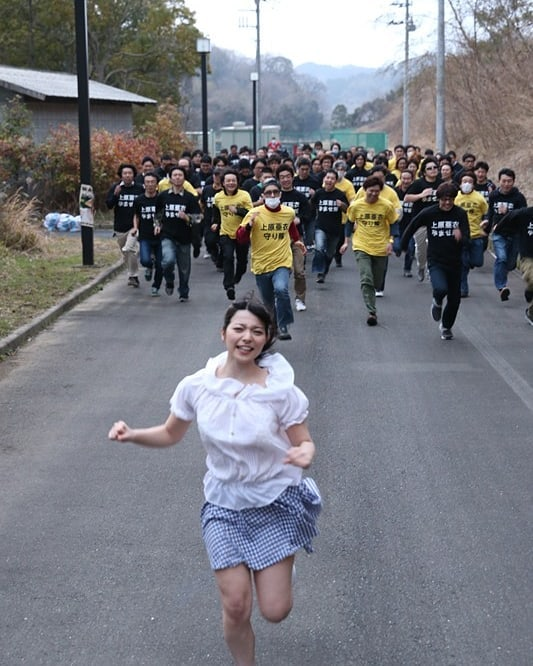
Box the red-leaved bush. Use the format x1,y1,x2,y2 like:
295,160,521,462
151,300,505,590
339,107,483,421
1,102,193,213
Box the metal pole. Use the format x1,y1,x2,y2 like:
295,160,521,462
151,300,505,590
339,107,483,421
74,0,93,266
402,1,410,145
435,0,446,152
252,78,258,153
200,52,208,154
255,0,261,149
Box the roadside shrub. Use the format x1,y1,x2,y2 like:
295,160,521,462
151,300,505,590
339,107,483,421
0,137,37,190
31,126,160,212
0,189,45,252
1,100,192,214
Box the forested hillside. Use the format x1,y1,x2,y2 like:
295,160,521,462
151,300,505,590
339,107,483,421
357,0,532,197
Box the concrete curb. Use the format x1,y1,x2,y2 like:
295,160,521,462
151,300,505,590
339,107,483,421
0,260,124,357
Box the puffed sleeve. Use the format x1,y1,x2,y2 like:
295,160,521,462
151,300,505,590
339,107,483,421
169,373,202,421
277,385,309,429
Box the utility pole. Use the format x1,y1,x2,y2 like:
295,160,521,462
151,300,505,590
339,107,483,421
435,0,446,153
389,2,416,146
240,1,263,150
255,0,262,149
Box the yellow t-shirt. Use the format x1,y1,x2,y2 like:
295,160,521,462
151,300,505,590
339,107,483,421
158,178,198,197
355,183,402,220
241,205,295,274
455,190,489,239
347,197,398,256
214,190,253,239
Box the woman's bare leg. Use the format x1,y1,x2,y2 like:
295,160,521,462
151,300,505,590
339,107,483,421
253,556,294,623
214,564,255,666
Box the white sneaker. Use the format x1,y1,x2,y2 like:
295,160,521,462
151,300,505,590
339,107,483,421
375,290,384,297
295,298,307,312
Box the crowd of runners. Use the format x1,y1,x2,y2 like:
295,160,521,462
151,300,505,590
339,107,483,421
106,140,533,341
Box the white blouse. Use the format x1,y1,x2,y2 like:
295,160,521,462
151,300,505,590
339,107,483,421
170,351,309,510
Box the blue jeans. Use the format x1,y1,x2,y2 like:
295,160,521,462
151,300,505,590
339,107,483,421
255,267,294,330
161,238,191,298
139,238,163,289
460,237,485,295
429,262,462,330
303,217,315,247
492,233,519,290
312,228,338,275
403,237,415,271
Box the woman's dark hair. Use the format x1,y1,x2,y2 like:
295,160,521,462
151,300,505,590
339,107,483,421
223,295,277,353
363,175,384,190
436,182,459,199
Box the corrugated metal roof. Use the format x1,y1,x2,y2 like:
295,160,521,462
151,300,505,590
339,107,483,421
0,65,156,104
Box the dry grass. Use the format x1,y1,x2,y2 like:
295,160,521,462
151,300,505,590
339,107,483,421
0,190,45,252
0,233,121,339
359,33,533,201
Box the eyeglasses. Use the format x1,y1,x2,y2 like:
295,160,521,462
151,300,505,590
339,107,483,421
263,189,280,196
425,166,438,171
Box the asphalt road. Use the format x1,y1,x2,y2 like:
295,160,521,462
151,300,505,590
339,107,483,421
1,251,532,665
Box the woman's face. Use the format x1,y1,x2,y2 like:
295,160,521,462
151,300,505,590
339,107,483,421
396,157,408,170
440,164,452,180
222,310,268,362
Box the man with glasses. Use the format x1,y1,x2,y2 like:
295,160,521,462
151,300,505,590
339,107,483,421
294,158,320,248
310,170,349,284
236,179,305,340
277,164,312,312
404,157,442,280
241,159,266,192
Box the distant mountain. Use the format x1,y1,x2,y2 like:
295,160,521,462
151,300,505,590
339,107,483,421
295,62,401,113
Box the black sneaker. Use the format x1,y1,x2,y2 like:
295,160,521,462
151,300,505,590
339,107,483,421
316,273,325,284
499,287,510,301
431,299,442,322
366,313,378,326
440,325,453,340
193,246,201,258
128,276,140,288
278,326,292,340
226,287,235,301
179,295,189,302
165,283,174,296
144,267,153,281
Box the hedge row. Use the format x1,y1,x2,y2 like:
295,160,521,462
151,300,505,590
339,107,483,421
0,102,191,213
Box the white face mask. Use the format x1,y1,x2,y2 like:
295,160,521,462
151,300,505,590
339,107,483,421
264,196,281,209
461,182,473,194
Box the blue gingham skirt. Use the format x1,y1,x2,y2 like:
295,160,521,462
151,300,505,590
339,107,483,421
201,477,322,571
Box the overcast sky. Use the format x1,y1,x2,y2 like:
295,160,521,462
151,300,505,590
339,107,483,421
185,0,442,69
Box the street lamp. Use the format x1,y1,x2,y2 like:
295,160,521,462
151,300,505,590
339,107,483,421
196,37,211,154
250,72,258,153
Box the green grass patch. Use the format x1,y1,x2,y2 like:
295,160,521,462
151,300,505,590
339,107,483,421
0,236,121,338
